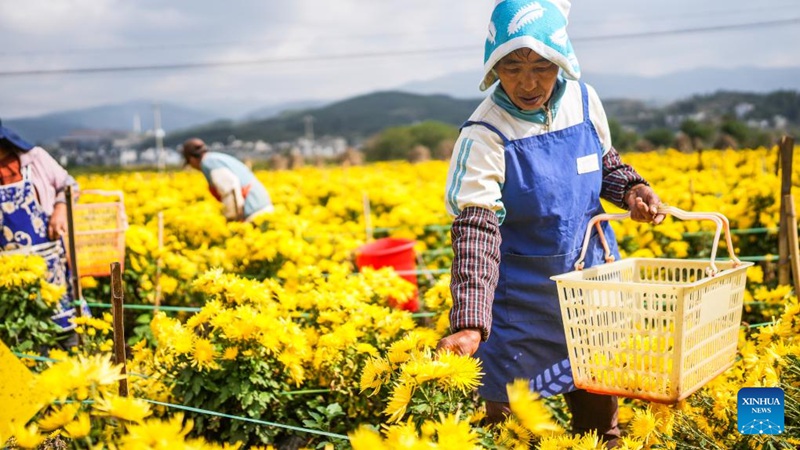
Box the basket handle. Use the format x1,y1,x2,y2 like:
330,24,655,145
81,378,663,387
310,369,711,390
574,206,738,275
706,211,742,267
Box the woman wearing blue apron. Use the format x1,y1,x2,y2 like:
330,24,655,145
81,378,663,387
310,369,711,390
0,121,88,345
437,1,664,447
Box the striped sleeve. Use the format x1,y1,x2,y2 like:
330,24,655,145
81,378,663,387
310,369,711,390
444,128,505,218
601,146,650,209
449,206,501,341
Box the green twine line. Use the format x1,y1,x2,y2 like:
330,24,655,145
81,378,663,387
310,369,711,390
746,321,776,329
373,224,450,233
681,227,777,237
143,399,350,441
78,300,437,318
738,255,778,262
13,352,59,363
53,399,95,405
421,248,453,256
79,302,202,312
281,389,331,396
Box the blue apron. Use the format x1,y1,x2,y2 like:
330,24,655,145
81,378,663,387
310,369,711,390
470,83,620,401
0,166,86,331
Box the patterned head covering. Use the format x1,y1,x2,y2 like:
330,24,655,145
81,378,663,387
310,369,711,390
480,0,580,91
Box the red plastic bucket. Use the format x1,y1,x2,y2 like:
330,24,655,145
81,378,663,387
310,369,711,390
355,237,419,311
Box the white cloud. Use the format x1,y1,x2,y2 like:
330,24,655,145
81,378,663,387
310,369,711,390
0,0,798,118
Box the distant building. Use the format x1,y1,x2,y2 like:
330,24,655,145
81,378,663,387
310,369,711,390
45,125,350,168
57,129,132,166
734,103,754,119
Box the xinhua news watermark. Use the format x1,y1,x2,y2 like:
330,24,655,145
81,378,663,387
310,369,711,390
738,387,784,435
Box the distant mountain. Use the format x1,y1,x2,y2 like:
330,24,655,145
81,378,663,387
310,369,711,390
399,66,800,104
606,90,800,133
160,91,482,148
11,68,800,151
242,100,329,121
163,88,799,151
4,101,219,145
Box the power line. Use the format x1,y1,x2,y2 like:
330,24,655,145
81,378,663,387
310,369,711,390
572,17,800,43
0,17,797,78
574,2,800,26
0,30,458,57
0,46,477,77
2,5,798,58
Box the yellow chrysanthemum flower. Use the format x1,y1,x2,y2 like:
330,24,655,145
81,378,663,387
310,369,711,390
507,379,563,437
495,416,534,449
37,403,80,431
537,433,580,450
0,254,47,287
629,408,660,443
382,420,423,447
746,265,764,284
386,335,420,368
435,351,483,392
39,281,66,306
355,343,378,357
360,357,392,396
10,423,43,449
64,413,91,439
428,413,482,449
572,430,606,450
36,354,125,402
399,353,450,386
616,436,645,450
348,426,389,450
278,350,306,386
120,413,194,448
94,394,152,423
384,381,415,423
191,338,218,371
222,346,239,360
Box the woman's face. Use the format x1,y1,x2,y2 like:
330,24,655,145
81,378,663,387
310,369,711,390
495,48,560,111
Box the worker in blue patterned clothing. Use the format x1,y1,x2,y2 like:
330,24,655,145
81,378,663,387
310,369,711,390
182,138,274,223
435,0,665,446
0,120,90,342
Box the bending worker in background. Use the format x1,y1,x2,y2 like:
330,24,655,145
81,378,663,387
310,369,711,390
0,119,89,340
182,138,274,222
436,0,665,447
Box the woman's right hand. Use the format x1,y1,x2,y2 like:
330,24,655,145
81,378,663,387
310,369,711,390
436,328,482,356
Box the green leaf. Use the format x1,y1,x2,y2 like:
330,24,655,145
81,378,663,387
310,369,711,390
326,403,343,416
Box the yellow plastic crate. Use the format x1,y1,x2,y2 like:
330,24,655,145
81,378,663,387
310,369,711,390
551,207,751,404
68,190,128,278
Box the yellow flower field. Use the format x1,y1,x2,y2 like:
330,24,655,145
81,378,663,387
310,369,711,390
1,146,798,449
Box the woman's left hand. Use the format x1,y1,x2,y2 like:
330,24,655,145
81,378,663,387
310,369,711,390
625,184,665,224
48,203,68,240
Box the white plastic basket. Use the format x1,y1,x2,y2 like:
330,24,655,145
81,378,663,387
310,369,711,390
551,206,752,404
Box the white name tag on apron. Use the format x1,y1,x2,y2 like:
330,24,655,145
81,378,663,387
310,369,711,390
576,154,600,174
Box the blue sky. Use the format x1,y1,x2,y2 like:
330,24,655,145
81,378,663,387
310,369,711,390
1,0,798,118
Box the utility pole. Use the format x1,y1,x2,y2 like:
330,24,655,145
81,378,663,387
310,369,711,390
133,113,142,134
303,114,316,159
303,114,315,141
153,104,165,171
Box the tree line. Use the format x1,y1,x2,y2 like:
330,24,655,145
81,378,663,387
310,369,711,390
361,117,791,163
